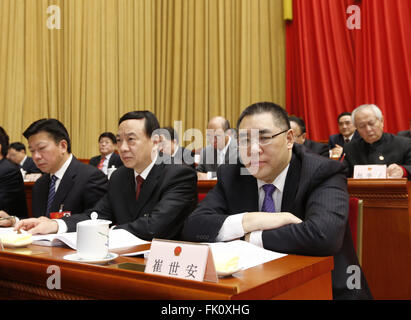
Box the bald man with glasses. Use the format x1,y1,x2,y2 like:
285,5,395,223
183,102,372,300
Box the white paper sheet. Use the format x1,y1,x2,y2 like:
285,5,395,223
207,240,287,271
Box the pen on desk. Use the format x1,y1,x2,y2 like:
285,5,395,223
59,204,64,212
340,153,346,163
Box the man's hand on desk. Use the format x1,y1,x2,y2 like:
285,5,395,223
387,164,406,178
14,217,58,235
0,211,14,227
242,211,302,234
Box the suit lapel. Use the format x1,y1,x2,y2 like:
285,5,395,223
133,163,162,216
281,153,300,212
52,159,77,211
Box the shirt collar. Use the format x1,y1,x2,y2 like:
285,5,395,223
52,154,73,181
172,145,179,157
257,163,290,194
134,154,158,180
217,136,232,155
104,152,113,160
20,155,28,166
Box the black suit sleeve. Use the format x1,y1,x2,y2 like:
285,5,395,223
0,165,27,216
262,166,349,256
182,179,230,242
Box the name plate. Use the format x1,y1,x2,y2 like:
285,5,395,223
145,239,217,283
353,164,387,179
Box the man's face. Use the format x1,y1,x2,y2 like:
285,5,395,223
117,119,157,173
238,112,293,183
290,121,305,144
99,137,115,156
207,122,228,151
354,108,384,144
28,131,68,174
7,148,25,165
158,135,175,156
338,115,355,138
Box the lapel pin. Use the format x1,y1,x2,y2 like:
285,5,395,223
379,155,384,161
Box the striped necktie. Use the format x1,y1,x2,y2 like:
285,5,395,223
97,156,106,170
46,175,58,216
261,184,276,212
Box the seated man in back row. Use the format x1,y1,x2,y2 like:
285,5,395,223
182,102,372,300
16,111,198,241
342,104,411,178
288,115,329,157
89,132,123,175
7,142,42,174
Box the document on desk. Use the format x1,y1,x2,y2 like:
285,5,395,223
207,240,287,271
32,229,148,250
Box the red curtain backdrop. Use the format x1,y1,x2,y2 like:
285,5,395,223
286,0,411,141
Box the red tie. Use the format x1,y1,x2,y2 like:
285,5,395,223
136,175,144,200
97,156,106,170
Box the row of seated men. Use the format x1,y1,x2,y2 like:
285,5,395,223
2,102,409,300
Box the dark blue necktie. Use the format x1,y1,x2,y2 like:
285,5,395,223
261,184,276,212
46,175,58,216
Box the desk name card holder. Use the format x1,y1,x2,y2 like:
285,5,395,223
353,164,387,179
145,239,218,283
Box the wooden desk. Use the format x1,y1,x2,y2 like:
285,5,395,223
348,178,411,299
0,244,333,300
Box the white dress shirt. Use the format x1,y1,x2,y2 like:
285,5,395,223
215,164,290,248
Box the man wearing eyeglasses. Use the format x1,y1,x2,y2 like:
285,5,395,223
343,104,411,178
183,102,372,300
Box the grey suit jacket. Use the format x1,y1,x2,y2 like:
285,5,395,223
182,144,372,300
196,138,238,174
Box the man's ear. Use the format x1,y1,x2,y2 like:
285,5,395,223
286,129,294,148
301,132,307,142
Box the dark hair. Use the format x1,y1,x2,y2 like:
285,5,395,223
118,110,160,138
159,126,179,144
23,119,71,153
0,127,9,157
98,132,117,144
9,142,26,153
288,115,306,134
337,112,352,122
237,102,291,131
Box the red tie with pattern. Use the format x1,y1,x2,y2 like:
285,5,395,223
136,175,145,200
97,156,106,170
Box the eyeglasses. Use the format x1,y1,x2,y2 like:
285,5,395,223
238,129,288,148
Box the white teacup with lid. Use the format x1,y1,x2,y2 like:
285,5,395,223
76,212,112,260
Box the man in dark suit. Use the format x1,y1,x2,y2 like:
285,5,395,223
16,111,197,240
0,127,28,225
343,104,411,178
1,119,108,230
89,132,123,175
328,112,361,158
182,102,372,300
158,126,195,168
7,142,42,174
197,116,238,179
288,115,329,157
397,119,411,139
